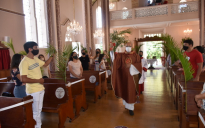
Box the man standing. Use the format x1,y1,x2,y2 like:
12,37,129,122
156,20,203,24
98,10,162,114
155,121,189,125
111,42,142,116
79,49,90,70
183,39,203,81
139,51,148,94
19,41,54,128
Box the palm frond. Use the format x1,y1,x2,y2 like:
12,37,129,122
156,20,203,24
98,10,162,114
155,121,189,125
134,44,143,53
2,38,16,54
19,51,27,55
160,34,194,82
56,44,77,82
110,29,131,52
45,43,57,55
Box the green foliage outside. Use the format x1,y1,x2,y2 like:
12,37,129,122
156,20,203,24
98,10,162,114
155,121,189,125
146,42,162,59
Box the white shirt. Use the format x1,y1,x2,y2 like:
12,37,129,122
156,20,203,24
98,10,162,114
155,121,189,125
68,60,82,78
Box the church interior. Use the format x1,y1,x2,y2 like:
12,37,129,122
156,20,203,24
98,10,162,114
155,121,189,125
0,0,205,128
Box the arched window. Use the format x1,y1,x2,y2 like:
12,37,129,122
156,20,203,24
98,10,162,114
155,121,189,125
23,0,48,48
96,6,102,28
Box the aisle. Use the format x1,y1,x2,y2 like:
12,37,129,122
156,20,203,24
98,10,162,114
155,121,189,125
42,70,179,128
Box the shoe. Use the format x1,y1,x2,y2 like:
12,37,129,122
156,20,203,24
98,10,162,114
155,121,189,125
129,110,134,116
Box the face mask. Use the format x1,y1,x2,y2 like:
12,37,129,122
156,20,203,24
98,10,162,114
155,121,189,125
140,55,142,57
96,51,99,54
82,53,86,55
126,47,132,53
73,55,78,59
32,49,39,55
183,46,189,51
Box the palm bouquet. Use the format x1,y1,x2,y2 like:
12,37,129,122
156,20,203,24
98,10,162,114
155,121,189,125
110,29,131,52
1,38,15,54
45,43,57,56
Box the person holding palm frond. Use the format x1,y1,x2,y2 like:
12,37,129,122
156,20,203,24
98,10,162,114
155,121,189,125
183,39,203,81
68,52,83,79
19,41,54,128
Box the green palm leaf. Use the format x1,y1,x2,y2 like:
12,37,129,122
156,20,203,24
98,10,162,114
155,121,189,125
160,34,194,82
56,44,77,82
133,44,143,53
19,51,27,55
45,43,57,55
2,38,16,54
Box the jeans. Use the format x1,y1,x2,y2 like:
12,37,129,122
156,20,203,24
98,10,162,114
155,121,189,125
27,90,45,128
13,85,27,98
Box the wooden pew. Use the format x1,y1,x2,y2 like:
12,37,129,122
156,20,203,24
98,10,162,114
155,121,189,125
0,82,15,97
0,96,36,128
42,83,76,128
44,78,88,117
0,76,12,82
178,81,203,128
170,66,178,92
99,71,107,95
199,109,205,128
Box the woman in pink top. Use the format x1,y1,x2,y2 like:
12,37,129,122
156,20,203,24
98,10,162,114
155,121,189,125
68,52,83,78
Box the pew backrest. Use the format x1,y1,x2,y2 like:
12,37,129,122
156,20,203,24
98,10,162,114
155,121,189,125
0,96,35,127
0,82,15,96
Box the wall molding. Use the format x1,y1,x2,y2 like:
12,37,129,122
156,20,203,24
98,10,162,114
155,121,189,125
0,8,25,16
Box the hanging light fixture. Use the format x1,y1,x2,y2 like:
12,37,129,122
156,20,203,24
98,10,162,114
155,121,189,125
109,2,115,9
67,0,82,35
93,30,104,38
183,23,192,36
184,28,192,35
93,0,104,39
180,0,186,3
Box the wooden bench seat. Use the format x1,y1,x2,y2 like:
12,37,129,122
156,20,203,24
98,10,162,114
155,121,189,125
0,96,35,128
42,83,75,128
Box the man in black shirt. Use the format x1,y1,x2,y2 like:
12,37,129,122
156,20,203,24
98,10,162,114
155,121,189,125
79,49,90,70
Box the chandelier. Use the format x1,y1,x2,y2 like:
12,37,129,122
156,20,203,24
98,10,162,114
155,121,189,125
109,3,115,9
183,28,192,35
93,30,104,38
67,0,82,35
180,0,186,3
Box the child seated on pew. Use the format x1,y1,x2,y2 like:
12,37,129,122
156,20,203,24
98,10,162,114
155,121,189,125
11,54,27,98
38,54,51,78
68,52,83,79
98,54,108,78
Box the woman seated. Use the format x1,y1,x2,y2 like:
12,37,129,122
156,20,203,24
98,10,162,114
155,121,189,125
38,54,51,78
68,52,83,78
11,54,27,98
98,54,108,78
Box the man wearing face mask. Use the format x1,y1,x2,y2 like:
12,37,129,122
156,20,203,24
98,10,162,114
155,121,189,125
183,39,203,81
79,49,90,70
19,41,54,128
111,42,142,116
138,51,148,94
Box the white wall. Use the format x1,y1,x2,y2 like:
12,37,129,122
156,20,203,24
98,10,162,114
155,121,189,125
60,0,85,47
0,0,26,57
166,24,200,47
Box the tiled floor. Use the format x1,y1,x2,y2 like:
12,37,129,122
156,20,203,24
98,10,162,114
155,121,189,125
42,70,179,128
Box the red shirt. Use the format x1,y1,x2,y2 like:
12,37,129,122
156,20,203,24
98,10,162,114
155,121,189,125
185,49,203,78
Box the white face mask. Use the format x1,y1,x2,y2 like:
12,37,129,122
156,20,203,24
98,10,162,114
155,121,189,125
126,47,132,53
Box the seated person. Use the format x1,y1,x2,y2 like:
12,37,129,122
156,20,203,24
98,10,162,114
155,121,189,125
38,54,51,78
68,52,83,78
98,54,108,78
11,54,27,98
